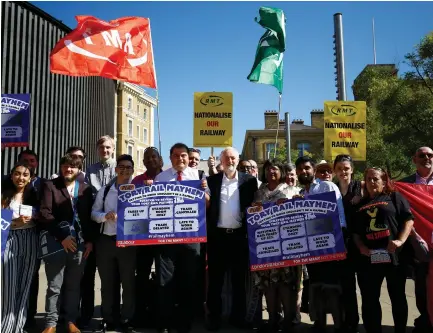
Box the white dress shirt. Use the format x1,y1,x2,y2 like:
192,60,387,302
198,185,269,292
91,183,118,236
155,167,201,182
218,171,242,229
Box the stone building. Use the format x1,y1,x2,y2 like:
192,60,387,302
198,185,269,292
241,110,324,167
116,82,157,176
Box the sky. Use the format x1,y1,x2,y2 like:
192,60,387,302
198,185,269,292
32,0,433,165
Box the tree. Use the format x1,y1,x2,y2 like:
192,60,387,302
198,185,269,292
352,31,433,178
270,145,322,164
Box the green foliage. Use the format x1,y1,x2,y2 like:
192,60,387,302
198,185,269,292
351,31,433,178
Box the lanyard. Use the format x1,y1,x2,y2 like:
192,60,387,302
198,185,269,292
71,180,81,229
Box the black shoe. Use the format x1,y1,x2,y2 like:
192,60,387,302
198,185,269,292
120,320,136,333
99,320,117,332
206,319,221,331
157,329,170,333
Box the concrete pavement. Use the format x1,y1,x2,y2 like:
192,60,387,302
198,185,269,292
31,264,419,333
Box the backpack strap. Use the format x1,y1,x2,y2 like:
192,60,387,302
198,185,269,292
100,184,112,235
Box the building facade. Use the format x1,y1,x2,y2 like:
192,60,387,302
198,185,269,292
241,110,324,167
1,1,116,178
116,82,156,176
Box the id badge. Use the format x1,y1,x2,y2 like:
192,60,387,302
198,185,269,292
370,249,391,264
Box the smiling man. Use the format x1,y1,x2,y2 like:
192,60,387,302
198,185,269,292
401,146,433,333
153,142,209,333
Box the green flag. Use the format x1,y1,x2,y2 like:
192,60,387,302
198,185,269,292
247,7,286,94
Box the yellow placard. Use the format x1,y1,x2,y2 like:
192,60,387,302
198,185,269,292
193,92,233,147
324,101,367,161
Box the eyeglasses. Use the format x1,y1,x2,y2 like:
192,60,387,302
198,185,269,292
239,165,253,171
189,148,201,154
318,169,332,174
417,153,433,159
117,165,133,170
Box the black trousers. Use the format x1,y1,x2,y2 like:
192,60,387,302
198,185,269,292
134,245,155,325
357,263,408,333
206,229,248,323
414,262,432,329
155,244,199,331
79,243,121,322
340,258,359,329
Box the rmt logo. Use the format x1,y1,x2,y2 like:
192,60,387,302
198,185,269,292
200,95,224,107
1,218,11,231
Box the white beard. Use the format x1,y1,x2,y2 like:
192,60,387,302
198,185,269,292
227,165,236,173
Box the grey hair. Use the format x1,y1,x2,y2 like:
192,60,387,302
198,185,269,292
415,146,433,155
283,162,296,172
220,147,240,160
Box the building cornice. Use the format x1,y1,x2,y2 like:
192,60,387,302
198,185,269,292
122,82,157,106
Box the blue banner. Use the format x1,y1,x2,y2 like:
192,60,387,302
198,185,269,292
1,209,13,261
116,181,207,246
246,192,346,271
1,94,31,148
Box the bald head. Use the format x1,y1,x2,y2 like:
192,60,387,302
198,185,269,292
413,146,433,177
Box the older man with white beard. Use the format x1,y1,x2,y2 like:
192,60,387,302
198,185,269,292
205,147,258,331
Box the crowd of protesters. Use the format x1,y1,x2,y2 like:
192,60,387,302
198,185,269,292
1,135,432,333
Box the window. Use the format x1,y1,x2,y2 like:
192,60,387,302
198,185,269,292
127,145,133,156
128,119,133,137
265,143,279,160
137,150,140,167
136,125,140,140
143,109,147,120
297,142,312,156
136,104,140,115
143,128,148,144
127,96,132,111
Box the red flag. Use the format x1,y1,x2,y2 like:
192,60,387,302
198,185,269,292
394,182,433,249
50,16,157,88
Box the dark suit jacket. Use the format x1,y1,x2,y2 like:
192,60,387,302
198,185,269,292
206,171,258,237
400,173,417,184
39,177,95,243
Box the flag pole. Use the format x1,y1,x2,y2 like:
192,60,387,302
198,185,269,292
273,93,282,159
148,19,162,152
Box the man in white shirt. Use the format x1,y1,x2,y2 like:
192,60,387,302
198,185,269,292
91,154,136,333
154,143,209,333
205,147,258,331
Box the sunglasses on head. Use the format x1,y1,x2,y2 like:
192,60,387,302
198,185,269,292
417,153,433,159
335,154,352,162
188,148,201,154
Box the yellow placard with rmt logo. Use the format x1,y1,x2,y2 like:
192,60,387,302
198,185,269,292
324,101,367,161
193,92,233,147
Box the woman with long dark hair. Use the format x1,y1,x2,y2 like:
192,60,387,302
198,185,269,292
1,162,39,333
354,167,413,333
333,154,362,332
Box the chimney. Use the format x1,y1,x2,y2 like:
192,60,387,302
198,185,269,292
264,110,279,129
292,119,305,125
310,109,324,128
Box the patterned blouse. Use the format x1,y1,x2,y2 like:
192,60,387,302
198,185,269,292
252,182,303,290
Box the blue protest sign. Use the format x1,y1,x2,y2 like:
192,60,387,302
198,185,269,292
1,209,13,260
246,191,346,271
1,94,31,148
117,181,207,246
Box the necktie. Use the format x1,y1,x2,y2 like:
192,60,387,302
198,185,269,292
177,171,182,181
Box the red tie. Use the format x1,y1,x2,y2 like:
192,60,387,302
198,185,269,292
177,171,182,181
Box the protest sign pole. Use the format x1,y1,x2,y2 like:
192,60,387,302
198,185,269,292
285,111,291,164
273,93,282,159
149,19,162,152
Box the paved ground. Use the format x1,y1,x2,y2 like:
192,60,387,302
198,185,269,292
31,265,419,333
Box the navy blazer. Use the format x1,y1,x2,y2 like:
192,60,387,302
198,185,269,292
39,177,95,243
206,171,258,237
400,173,417,184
